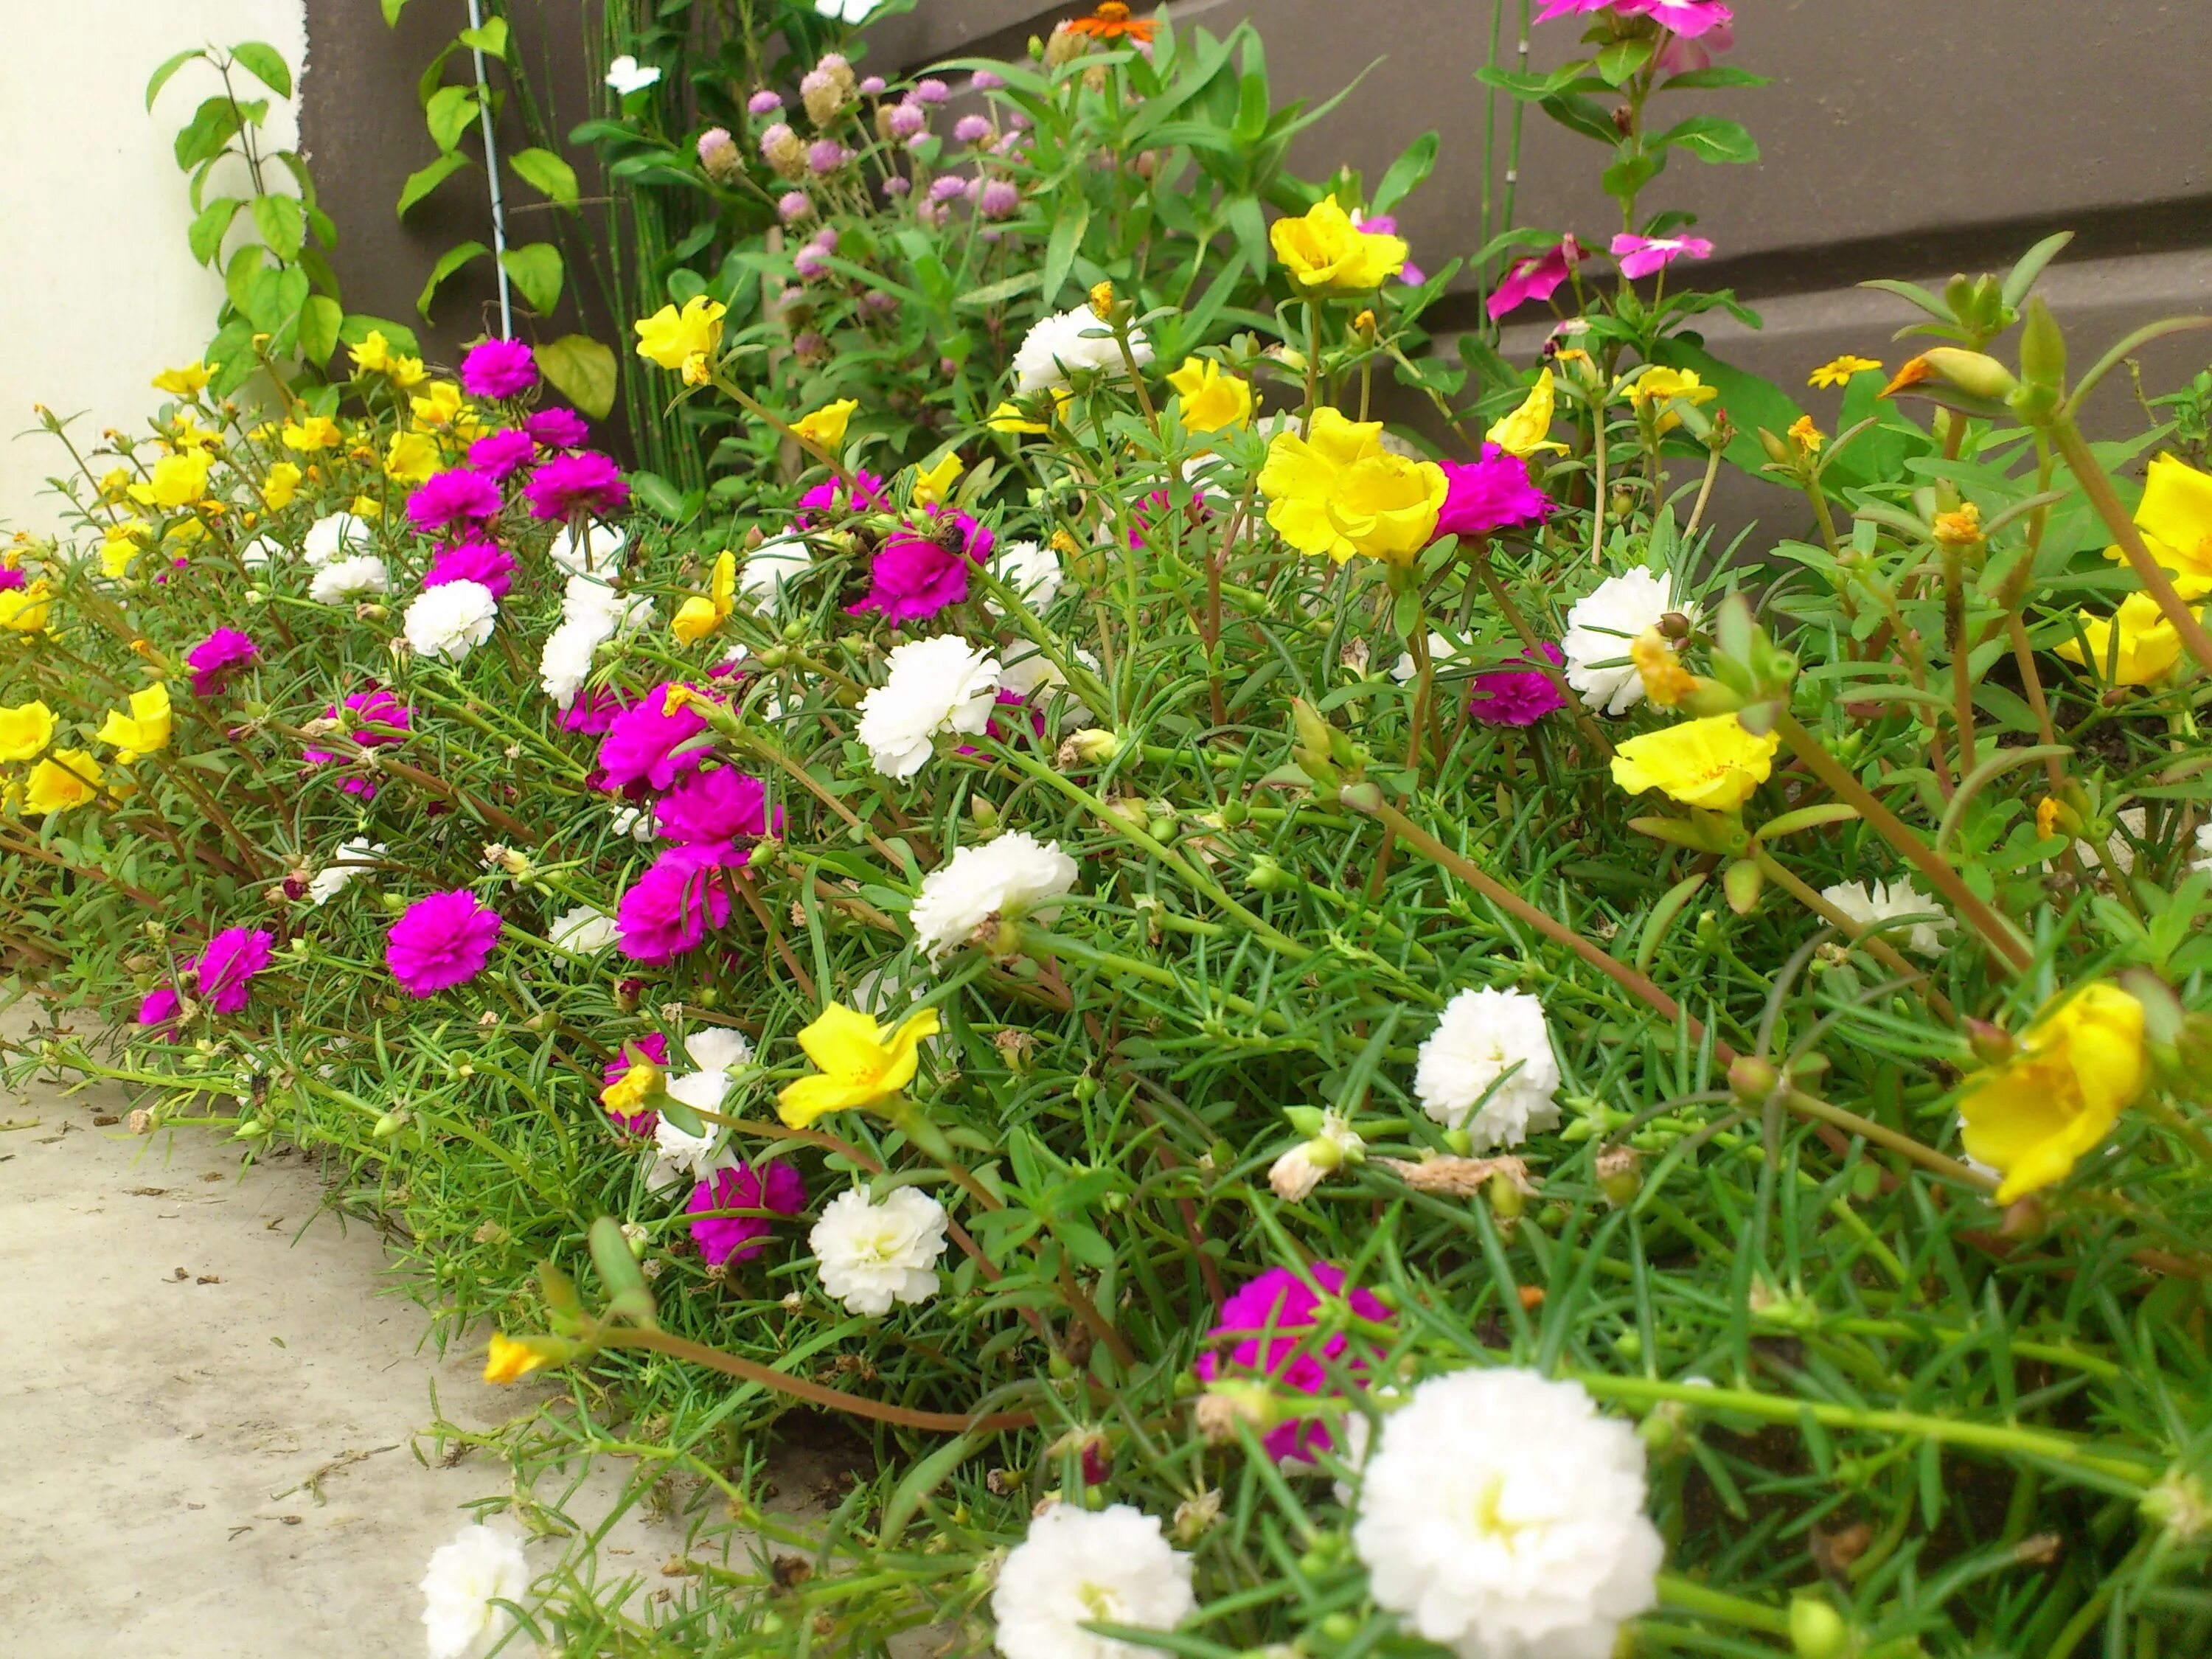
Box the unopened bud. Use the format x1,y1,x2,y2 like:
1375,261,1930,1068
1788,1597,1851,1659
1596,1144,1641,1208
1728,1054,1781,1102
1194,1380,1281,1443
1486,1168,1526,1220
1054,727,1121,768
1964,1018,2014,1067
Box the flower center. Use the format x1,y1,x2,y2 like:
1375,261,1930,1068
1077,1581,1124,1621
1470,1472,1531,1547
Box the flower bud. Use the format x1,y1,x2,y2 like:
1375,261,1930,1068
2140,1470,2210,1545
1788,1598,1851,1659
1054,727,1121,767
1486,1168,1526,1220
1044,21,1089,68
1596,1144,1641,1208
1963,1018,2014,1067
1728,1054,1781,1103
1194,1380,1281,1444
697,126,742,184
1247,854,1295,893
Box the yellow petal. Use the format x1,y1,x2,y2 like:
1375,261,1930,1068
777,1072,872,1128
796,1002,890,1080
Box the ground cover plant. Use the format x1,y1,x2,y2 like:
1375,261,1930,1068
6,3,2212,1657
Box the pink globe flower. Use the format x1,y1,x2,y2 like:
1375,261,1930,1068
136,985,183,1043
422,538,518,599
654,767,777,845
746,89,784,116
689,1161,805,1267
524,452,629,521
194,926,274,1015
1487,235,1585,321
846,508,994,624
406,468,503,536
525,408,591,451
597,686,710,794
459,337,538,400
1194,1262,1394,1461
1467,641,1568,728
467,428,538,483
1433,445,1554,540
186,627,258,697
386,889,503,997
978,178,1020,220
616,842,737,963
1611,231,1714,279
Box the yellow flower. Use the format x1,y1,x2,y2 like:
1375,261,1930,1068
261,461,302,512
601,1058,663,1119
385,430,440,485
1628,366,1718,436
129,450,214,511
350,330,394,374
0,580,54,634
281,415,341,452
1630,628,1697,708
2113,452,2212,599
387,354,428,390
987,390,1072,434
1486,369,1570,458
97,684,171,762
1257,408,1448,566
635,296,728,380
98,466,132,502
101,524,150,579
777,1002,941,1129
672,550,739,645
1610,713,1781,812
1270,197,1407,292
1787,414,1825,454
350,494,385,521
482,1332,550,1384
409,382,481,438
0,700,55,762
792,397,858,452
1932,502,1983,547
1166,355,1254,434
151,362,212,398
1807,355,1882,390
1959,983,2145,1205
2036,796,2064,841
167,415,223,455
2056,591,2183,686
911,451,964,508
23,748,102,815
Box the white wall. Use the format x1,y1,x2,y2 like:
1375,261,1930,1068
0,1,309,533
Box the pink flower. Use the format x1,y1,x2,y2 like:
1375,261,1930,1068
798,469,888,521
747,89,784,116
655,768,776,845
460,338,538,400
846,509,994,624
1467,641,1568,728
194,927,274,1015
1611,232,1714,279
602,1032,669,1133
1487,235,1585,321
1194,1263,1393,1461
406,469,503,536
559,689,627,735
911,77,950,105
385,889,503,997
187,627,257,697
1434,445,1554,540
0,568,26,592
597,686,710,793
526,408,591,451
467,428,538,483
953,114,992,145
422,538,518,599
807,139,850,174
1636,0,1733,38
525,452,629,521
302,684,412,795
617,842,736,963
978,178,1020,220
137,985,182,1042
689,1161,805,1267
1658,15,1732,71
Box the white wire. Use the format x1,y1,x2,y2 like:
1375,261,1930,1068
466,0,513,338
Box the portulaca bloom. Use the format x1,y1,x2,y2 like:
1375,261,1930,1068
420,1523,530,1659
737,535,812,615
810,1186,950,1315
1413,987,1561,1149
604,55,662,95
549,521,627,577
1012,306,1154,394
2194,822,2212,874
1819,877,1952,957
540,574,651,705
549,904,619,953
985,539,1064,616
1391,631,1459,684
1352,1369,1663,1659
667,1026,754,1113
856,634,1001,780
238,533,282,570
303,510,372,569
910,830,1079,959
403,580,499,662
817,0,886,24
310,552,390,605
308,836,383,906
992,1503,1196,1659
1561,568,1690,715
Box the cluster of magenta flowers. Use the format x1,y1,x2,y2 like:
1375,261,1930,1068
136,925,277,1038
301,684,413,798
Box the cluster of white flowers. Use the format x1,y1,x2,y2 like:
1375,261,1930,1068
420,1523,530,1659
549,904,619,953
540,572,652,706
1012,306,1155,394
809,1186,950,1315
985,540,1065,616
1819,876,1952,957
1352,1370,1663,1659
308,836,384,907
1413,987,1562,1149
910,830,1079,959
403,580,499,663
737,535,813,616
992,1503,1196,1659
856,634,1001,779
549,521,627,578
1561,568,1691,715
303,510,374,568
310,552,391,605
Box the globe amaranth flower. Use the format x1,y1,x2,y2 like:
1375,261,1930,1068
137,985,184,1043
848,508,995,624
1562,567,1691,714
1414,986,1563,1148
689,1160,805,1267
777,1001,941,1129
420,1523,530,1659
1612,231,1715,279
422,538,518,599
1610,712,1780,812
978,178,1020,220
1488,235,1584,321
1466,642,1567,728
617,841,737,963
1194,1262,1392,1461
909,831,1078,959
1271,195,1406,291
386,889,504,997
596,685,710,793
654,766,776,845
855,634,1003,780
459,337,538,400
525,451,630,521
187,627,258,697
406,468,503,537
698,125,743,184
466,428,537,484
1820,877,1952,958
525,407,591,451
194,926,274,1015
810,1186,950,1315
1259,408,1447,564
403,580,500,663
1011,305,1153,394
1352,1368,1663,1659
992,1503,1195,1659
1435,445,1553,540
1959,982,2146,1205
746,88,784,115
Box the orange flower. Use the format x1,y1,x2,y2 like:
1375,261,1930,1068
1065,1,1155,41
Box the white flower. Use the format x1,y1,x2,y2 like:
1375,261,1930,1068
549,905,619,953
604,55,662,95
1561,568,1690,716
1391,632,1458,684
1269,1110,1364,1203
910,830,1079,959
403,580,498,662
2194,822,2212,875
1818,877,1952,957
239,534,282,570
1000,644,1099,721
985,540,1064,616
310,552,390,604
809,1186,950,1315
308,837,383,906
738,535,811,615
420,1523,530,1659
992,1503,1197,1659
303,511,372,569
1012,306,1154,395
816,0,885,21
539,575,650,706
538,619,599,706
611,804,655,841
549,521,627,577
647,1111,731,1192
1413,987,1562,1150
664,1025,754,1114
1352,1370,1663,1659
856,634,1001,780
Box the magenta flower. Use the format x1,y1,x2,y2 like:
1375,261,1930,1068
953,114,992,145
136,985,182,1043
1434,445,1554,540
422,538,518,599
460,337,538,400
386,889,503,997
617,842,736,963
1193,1262,1393,1461
978,178,1020,220
798,470,888,521
1658,15,1733,71
886,101,926,141
655,768,777,845
525,408,591,451
559,689,627,735
303,684,412,795
1611,232,1714,279
0,568,26,592
186,627,258,698
1487,235,1585,321
689,1161,805,1267
846,509,994,624
1534,0,1731,33
602,1032,669,1133
406,468,503,536
807,139,850,175
525,452,629,521
597,686,710,793
1467,641,1568,728
194,927,274,1015
467,428,538,483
